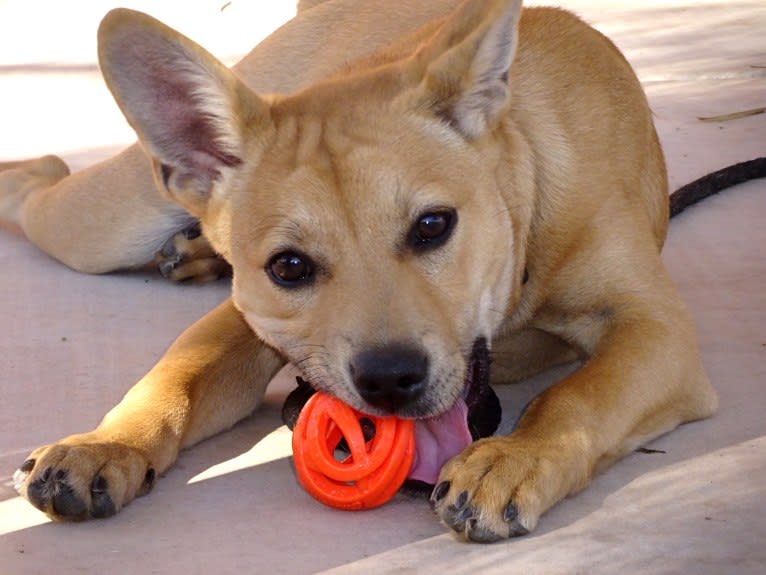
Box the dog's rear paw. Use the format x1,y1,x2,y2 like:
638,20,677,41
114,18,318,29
0,155,70,223
155,223,231,283
13,433,156,521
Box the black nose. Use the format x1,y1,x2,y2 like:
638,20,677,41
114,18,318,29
351,345,429,412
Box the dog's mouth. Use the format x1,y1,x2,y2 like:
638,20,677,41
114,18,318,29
282,338,500,488
405,337,500,487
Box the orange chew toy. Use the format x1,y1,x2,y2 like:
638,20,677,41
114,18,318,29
291,392,415,510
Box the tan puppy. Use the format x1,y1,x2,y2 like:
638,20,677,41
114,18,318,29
5,0,717,542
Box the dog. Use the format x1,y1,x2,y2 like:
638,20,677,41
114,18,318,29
4,0,719,542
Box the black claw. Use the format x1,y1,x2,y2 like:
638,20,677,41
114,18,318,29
51,482,87,518
26,466,89,519
503,501,519,523
91,475,108,493
89,474,116,518
444,504,474,533
509,522,530,537
183,223,202,240
159,259,180,278
441,490,473,532
139,467,156,496
503,501,529,537
90,492,116,518
466,518,504,543
503,500,529,536
430,481,451,504
456,506,474,523
20,459,35,473
442,491,474,532
27,478,50,510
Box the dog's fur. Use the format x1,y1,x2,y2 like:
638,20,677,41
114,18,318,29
4,0,718,542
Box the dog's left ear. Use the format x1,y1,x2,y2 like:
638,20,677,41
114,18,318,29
409,0,522,139
97,9,271,217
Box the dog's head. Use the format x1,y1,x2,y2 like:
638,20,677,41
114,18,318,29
98,0,530,419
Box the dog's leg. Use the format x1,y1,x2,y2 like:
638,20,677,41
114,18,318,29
13,299,284,520
0,146,232,279
0,155,71,225
433,258,718,542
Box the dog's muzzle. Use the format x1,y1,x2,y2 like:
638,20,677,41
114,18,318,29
282,338,501,489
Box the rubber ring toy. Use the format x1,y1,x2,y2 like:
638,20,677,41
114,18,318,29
291,391,415,510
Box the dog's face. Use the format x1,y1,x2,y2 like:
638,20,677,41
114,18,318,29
98,1,527,418
229,92,515,417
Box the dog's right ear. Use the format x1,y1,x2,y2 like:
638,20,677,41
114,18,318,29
404,0,522,139
98,9,271,217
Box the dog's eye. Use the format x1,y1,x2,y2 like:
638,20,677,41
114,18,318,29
409,209,456,251
266,251,314,287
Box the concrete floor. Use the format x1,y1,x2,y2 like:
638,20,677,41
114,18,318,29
0,1,764,573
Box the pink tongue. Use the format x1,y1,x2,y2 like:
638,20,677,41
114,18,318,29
408,397,472,484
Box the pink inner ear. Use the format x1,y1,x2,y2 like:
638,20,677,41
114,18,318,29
145,76,242,179
104,27,241,180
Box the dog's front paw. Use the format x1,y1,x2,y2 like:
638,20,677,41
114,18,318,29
430,435,582,542
155,222,230,283
13,433,156,521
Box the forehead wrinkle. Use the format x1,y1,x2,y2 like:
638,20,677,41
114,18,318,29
295,115,326,166
318,129,373,247
257,108,467,259
253,159,326,247
254,211,306,249
330,146,439,257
